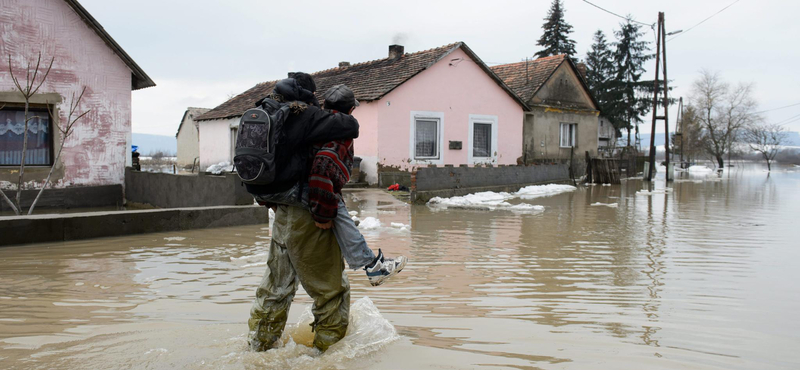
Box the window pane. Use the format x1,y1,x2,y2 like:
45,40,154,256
473,123,491,157
560,124,568,147
415,119,437,158
0,109,51,165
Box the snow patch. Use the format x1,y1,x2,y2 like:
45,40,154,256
591,202,619,208
348,211,358,217
206,161,231,175
687,165,714,173
163,236,186,241
427,184,574,211
358,217,381,230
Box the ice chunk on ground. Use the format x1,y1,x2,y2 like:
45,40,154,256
427,184,573,211
688,165,713,173
357,217,381,230
206,161,231,174
390,222,409,228
591,202,619,208
602,183,611,187
514,184,576,199
348,211,358,217
163,236,186,241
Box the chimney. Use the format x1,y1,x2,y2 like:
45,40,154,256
388,44,404,59
576,62,587,80
338,61,351,68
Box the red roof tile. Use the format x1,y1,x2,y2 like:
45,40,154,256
490,54,567,103
197,42,526,121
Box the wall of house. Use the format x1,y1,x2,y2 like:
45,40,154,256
0,0,133,188
176,118,200,167
523,62,599,162
198,117,238,169
532,63,596,110
368,48,523,181
351,100,379,184
525,107,599,161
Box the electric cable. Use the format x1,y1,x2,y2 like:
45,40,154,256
668,0,742,41
582,0,653,26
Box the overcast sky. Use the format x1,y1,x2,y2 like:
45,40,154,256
78,0,800,136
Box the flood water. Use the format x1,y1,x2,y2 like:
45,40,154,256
1,163,799,369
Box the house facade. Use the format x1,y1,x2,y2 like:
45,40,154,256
0,0,154,195
175,107,209,168
196,42,527,184
492,55,600,163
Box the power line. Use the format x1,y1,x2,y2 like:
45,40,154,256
668,0,742,41
581,0,653,26
774,112,800,125
754,102,800,114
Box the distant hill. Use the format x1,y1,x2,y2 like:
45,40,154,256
626,131,800,148
132,133,176,155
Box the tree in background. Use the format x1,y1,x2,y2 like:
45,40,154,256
744,122,787,171
690,70,759,169
675,105,705,163
535,0,577,59
585,30,619,134
609,18,653,147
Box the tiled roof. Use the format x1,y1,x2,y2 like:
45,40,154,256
196,42,527,121
195,81,278,121
490,54,567,103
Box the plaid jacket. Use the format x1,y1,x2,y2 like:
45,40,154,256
308,139,353,223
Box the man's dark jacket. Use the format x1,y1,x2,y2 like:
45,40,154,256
245,79,359,195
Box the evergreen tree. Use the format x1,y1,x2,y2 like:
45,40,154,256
585,30,619,134
535,0,577,58
609,18,653,146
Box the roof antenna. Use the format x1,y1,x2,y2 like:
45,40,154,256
525,57,529,82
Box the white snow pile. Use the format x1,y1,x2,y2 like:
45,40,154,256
206,161,231,174
163,236,186,241
591,202,619,208
427,184,574,211
390,222,410,231
357,217,381,230
687,165,714,173
348,210,358,217
602,183,611,187
515,184,578,199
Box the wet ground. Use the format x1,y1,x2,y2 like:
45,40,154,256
1,163,799,369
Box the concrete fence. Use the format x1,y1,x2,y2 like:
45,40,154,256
124,168,254,208
410,164,571,202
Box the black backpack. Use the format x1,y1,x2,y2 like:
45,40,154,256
233,104,290,185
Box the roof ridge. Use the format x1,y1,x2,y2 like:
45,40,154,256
313,42,462,76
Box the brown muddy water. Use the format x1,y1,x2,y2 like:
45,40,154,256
1,164,799,369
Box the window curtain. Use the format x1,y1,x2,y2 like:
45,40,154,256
415,119,438,158
0,109,51,165
473,123,491,157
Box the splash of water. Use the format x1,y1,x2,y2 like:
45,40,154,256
237,297,399,369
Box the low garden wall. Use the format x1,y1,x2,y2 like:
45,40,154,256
411,164,571,203
125,168,253,208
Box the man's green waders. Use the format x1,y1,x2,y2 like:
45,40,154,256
248,205,350,351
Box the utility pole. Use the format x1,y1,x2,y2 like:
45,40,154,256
646,12,672,182
677,97,683,164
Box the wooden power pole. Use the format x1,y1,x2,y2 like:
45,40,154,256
647,12,672,182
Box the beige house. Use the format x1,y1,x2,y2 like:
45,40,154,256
175,107,209,168
492,55,600,163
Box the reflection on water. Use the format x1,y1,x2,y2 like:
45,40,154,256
1,163,799,369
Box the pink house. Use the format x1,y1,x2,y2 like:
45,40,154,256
197,42,527,185
0,0,153,209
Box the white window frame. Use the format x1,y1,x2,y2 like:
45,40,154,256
468,114,498,165
409,111,444,165
559,122,577,148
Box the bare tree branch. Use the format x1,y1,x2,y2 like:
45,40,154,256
28,87,90,215
29,55,54,97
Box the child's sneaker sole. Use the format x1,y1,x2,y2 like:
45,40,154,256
369,257,407,287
